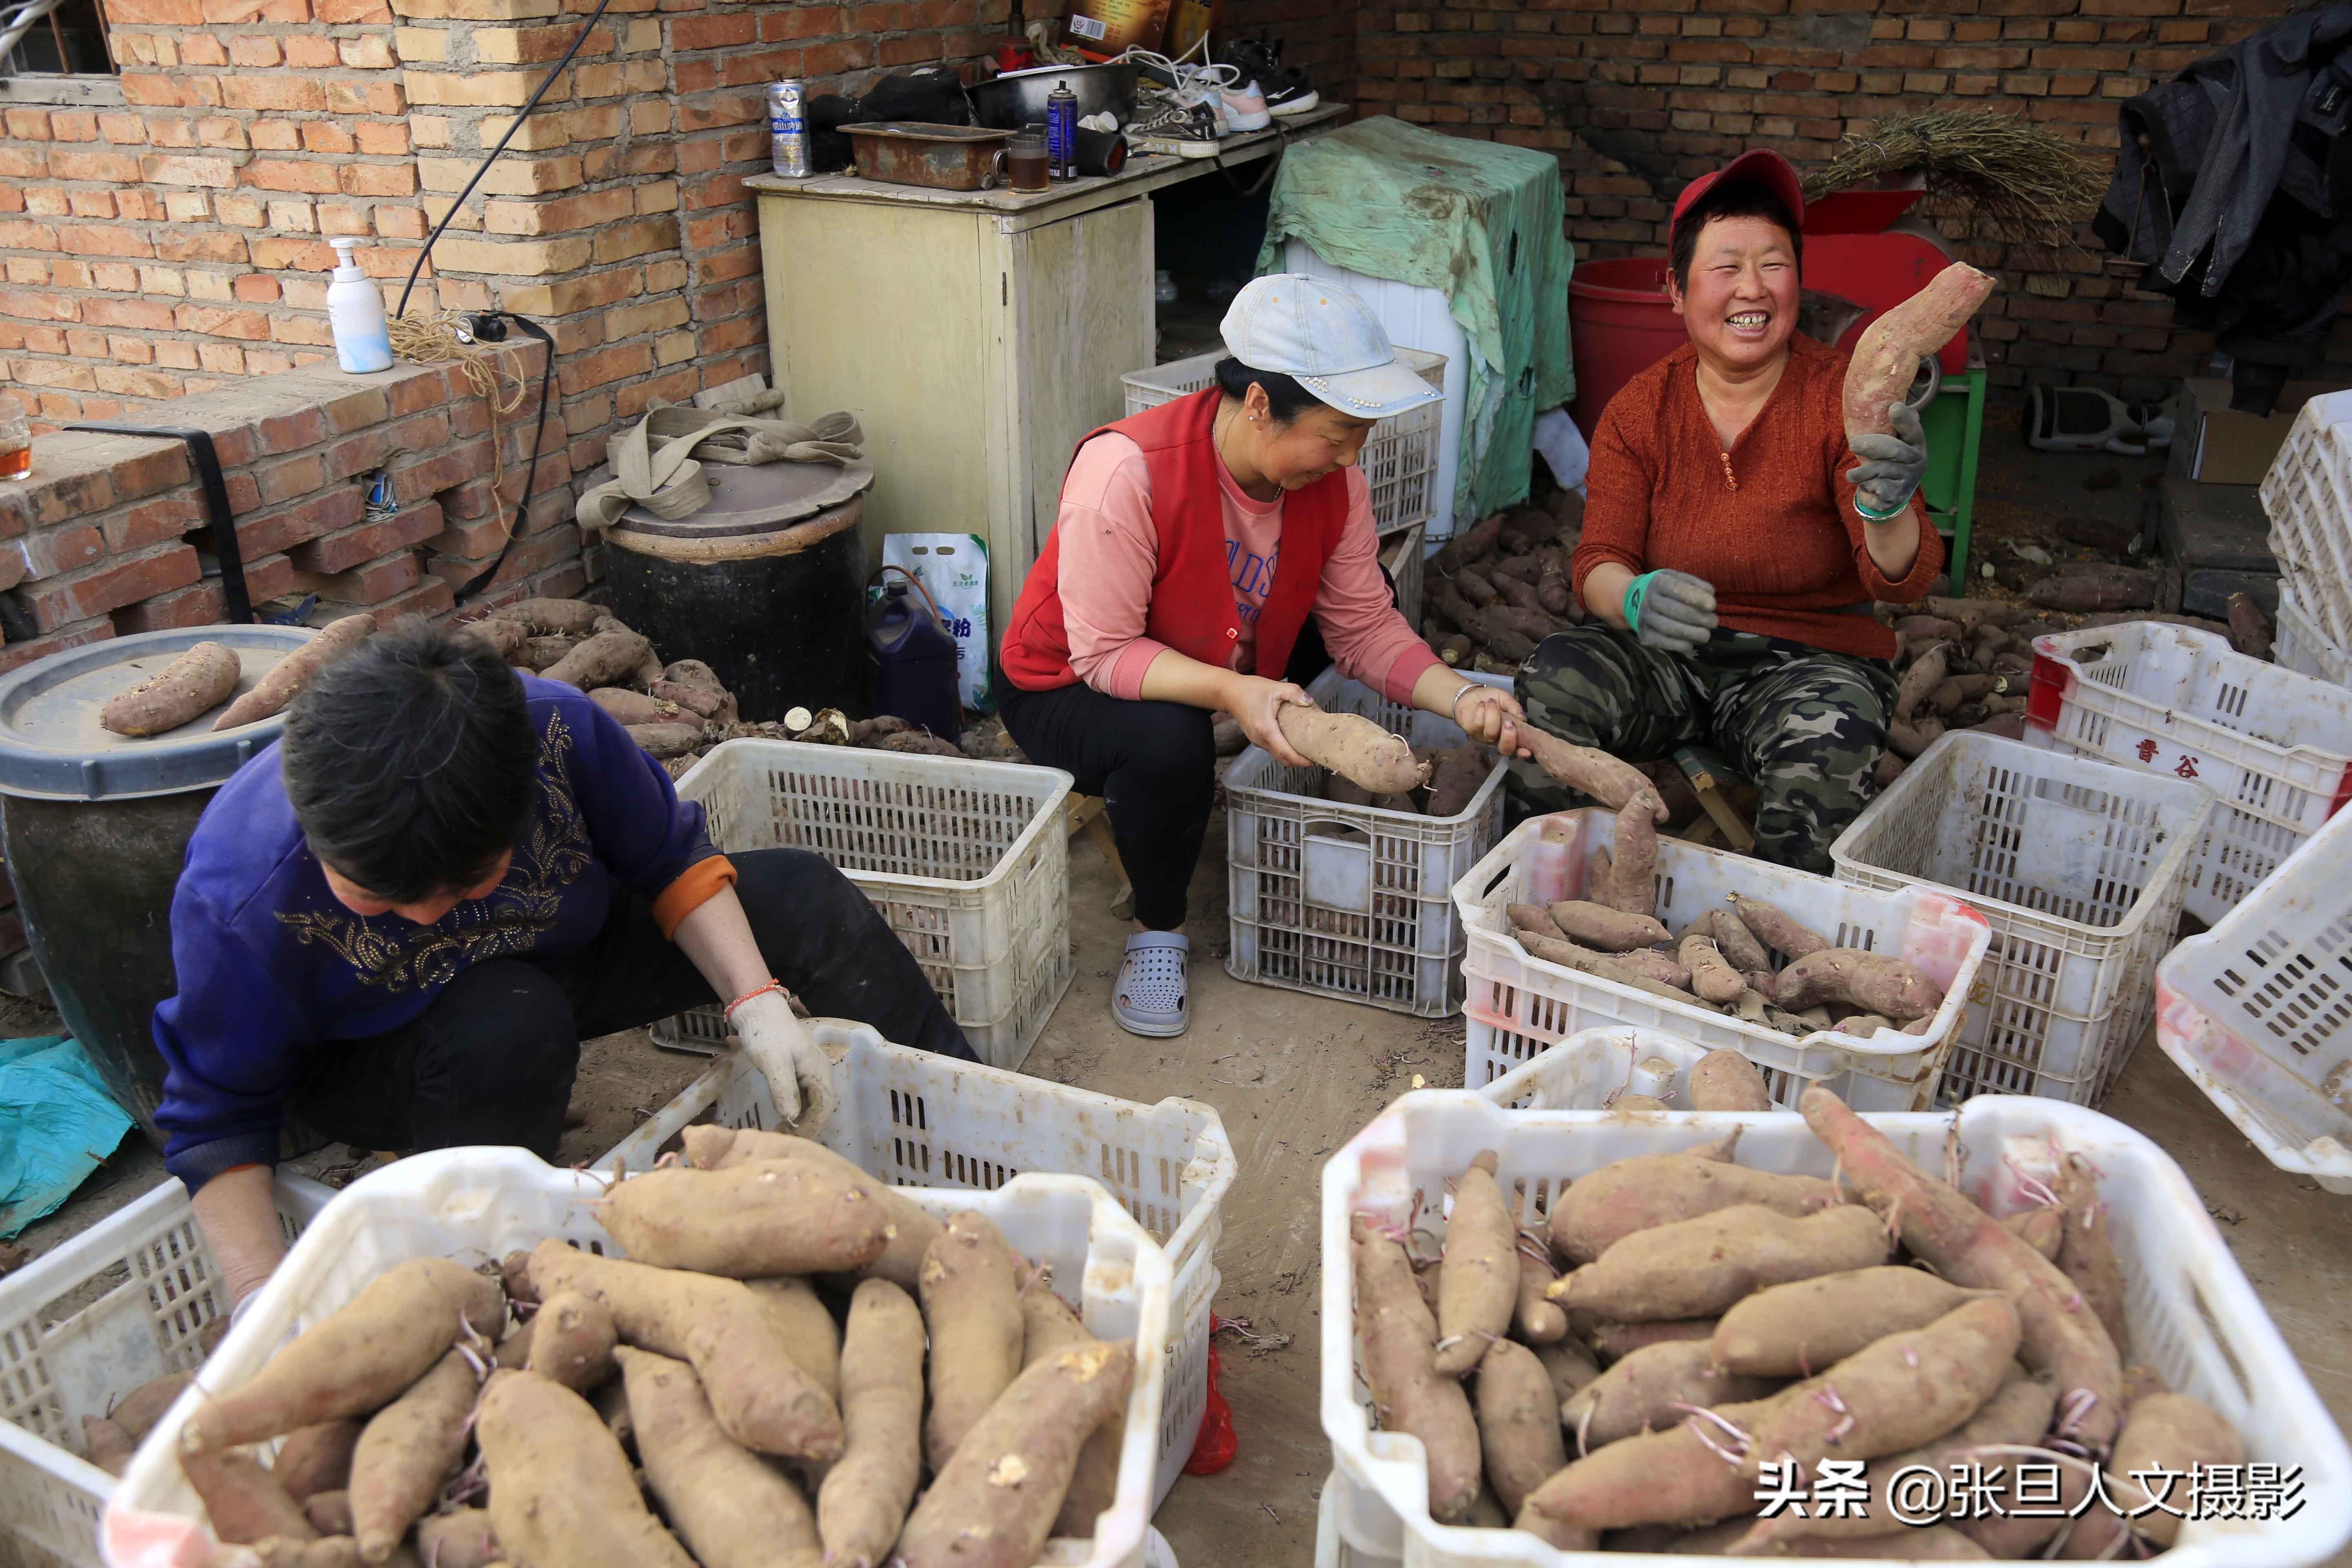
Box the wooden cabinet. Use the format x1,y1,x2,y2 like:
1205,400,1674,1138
749,107,1343,623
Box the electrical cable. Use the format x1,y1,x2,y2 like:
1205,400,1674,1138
452,314,555,605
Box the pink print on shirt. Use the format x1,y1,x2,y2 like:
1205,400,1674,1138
1226,537,1278,625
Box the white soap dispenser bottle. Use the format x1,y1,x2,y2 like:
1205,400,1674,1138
326,238,392,374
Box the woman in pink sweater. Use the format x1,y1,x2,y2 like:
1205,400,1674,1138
1000,276,1528,1037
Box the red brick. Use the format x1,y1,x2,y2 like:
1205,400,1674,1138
231,485,366,557
288,504,443,574
100,491,206,554
292,548,421,604
243,159,342,194
17,544,200,630
0,617,113,675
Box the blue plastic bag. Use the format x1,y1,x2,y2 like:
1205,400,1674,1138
0,1035,135,1239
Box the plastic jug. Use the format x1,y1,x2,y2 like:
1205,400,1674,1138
867,581,961,740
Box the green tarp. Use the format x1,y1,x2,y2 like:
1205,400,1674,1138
1257,117,1575,526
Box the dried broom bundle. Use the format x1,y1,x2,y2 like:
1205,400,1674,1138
1802,111,2103,254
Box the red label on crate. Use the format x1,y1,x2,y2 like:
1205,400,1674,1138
2025,651,2070,731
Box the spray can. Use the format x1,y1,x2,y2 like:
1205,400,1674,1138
768,79,810,178
1045,82,1078,181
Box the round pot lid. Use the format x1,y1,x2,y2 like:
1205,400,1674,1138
0,624,326,800
588,458,875,541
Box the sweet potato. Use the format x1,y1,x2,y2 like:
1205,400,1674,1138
2121,1362,2169,1405
1514,1233,1567,1345
1433,632,1476,667
102,641,242,736
541,628,655,690
1519,730,1664,817
2096,1392,2244,1548
529,1241,844,1461
1515,928,1694,1003
1711,1266,2004,1377
492,1316,535,1371
1538,547,1572,615
113,1370,195,1441
1354,1219,1481,1523
817,1279,924,1568
2051,1154,2130,1362
270,1420,362,1501
1456,566,1501,606
1799,1088,2123,1451
1435,1151,1517,1376
302,1490,353,1537
478,1368,695,1568
1730,895,1827,959
525,1289,617,1393
893,1339,1135,1568
214,617,374,732
1476,1339,1567,1517
1531,1336,1601,1404
617,1346,821,1568
1434,512,1506,573
1762,1527,1993,1559
1548,1145,1840,1265
1603,797,1658,916
1686,1046,1772,1109
919,1211,1026,1472
626,721,706,759
1434,586,1537,664
1325,773,1377,808
412,1509,499,1568
350,1347,476,1563
1706,908,1773,974
1606,947,1693,990
1277,704,1429,794
184,1259,503,1453
182,1448,319,1546
1842,262,1996,442
1551,1203,1892,1321
1011,1277,1126,1539
597,1158,890,1277
1559,1338,1777,1453
1582,1317,1718,1363
746,1276,842,1405
459,617,529,661
1546,901,1670,952
588,686,690,726
487,597,607,636
1679,943,1749,1009
1889,716,1944,760
82,1413,133,1475
1522,1408,1763,1532
2003,1205,2063,1260
679,1126,942,1290
1586,845,1612,895
1773,948,1942,1022
1895,642,1949,725
519,634,576,671
1507,902,1568,941
1425,741,1491,818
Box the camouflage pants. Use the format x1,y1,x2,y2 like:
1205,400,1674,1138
1514,625,1898,875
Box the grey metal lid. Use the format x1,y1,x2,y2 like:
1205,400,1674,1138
585,458,874,540
0,625,321,800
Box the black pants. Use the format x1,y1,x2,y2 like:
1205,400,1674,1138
286,847,975,1157
1001,621,1350,932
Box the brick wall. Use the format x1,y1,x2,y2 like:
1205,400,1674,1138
1349,0,2341,401
0,351,565,668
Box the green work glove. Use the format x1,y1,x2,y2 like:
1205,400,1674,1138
1624,568,1717,656
1849,401,1929,519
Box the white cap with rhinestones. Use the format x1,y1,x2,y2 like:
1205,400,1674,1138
1218,274,1440,421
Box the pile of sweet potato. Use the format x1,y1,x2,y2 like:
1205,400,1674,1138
165,1129,1134,1568
1356,1086,2241,1559
1502,812,1947,1048
1420,494,1586,677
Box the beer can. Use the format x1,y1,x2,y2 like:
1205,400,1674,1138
768,79,810,179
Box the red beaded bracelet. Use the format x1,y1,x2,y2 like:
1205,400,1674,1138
726,978,786,1017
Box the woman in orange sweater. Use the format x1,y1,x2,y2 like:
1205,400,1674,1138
1526,150,1941,872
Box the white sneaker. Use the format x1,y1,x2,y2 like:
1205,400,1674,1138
1129,97,1220,159
1221,77,1272,132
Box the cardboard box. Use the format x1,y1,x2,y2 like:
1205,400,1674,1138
2170,377,2352,484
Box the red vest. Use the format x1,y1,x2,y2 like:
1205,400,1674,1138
1000,387,1350,693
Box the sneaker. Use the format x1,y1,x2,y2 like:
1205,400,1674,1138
1221,77,1272,132
1155,269,1179,303
1129,97,1221,159
1221,33,1318,116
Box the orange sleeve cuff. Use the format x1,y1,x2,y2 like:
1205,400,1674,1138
652,855,737,940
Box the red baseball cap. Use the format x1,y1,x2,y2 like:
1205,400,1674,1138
1670,149,1806,253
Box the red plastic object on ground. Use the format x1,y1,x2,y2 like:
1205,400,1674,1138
1183,1316,1237,1474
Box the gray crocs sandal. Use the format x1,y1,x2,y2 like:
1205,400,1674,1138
1115,931,1190,1038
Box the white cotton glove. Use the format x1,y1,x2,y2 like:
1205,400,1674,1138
728,988,840,1138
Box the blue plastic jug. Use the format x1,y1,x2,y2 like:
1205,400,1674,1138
866,581,961,740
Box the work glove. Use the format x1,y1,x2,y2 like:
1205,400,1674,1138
1848,401,1929,518
1623,568,1717,656
728,987,840,1137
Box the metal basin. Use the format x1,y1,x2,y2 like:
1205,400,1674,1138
970,62,1139,130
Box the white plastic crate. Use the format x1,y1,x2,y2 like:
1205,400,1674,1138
2025,622,2352,924
1225,669,1511,1017
1317,1469,1405,1568
1121,347,1448,538
1830,731,2216,1106
597,1019,1236,1511
1456,811,1992,1113
666,741,1076,1070
2257,387,2352,650
1479,1025,1784,1110
2274,581,2351,688
2155,803,2352,1194
0,1173,334,1568
1379,521,1424,630
102,1147,1174,1568
1320,1089,2352,1568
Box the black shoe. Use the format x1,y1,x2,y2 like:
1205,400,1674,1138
1221,32,1317,116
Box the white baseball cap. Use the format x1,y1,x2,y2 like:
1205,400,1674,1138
1219,274,1439,421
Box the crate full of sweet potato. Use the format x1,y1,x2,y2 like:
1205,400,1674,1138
1325,1089,2351,1564
100,1139,1171,1568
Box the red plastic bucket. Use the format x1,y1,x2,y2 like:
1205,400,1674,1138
1568,256,1685,439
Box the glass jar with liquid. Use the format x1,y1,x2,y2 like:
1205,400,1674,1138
0,396,27,481
1009,124,1050,193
